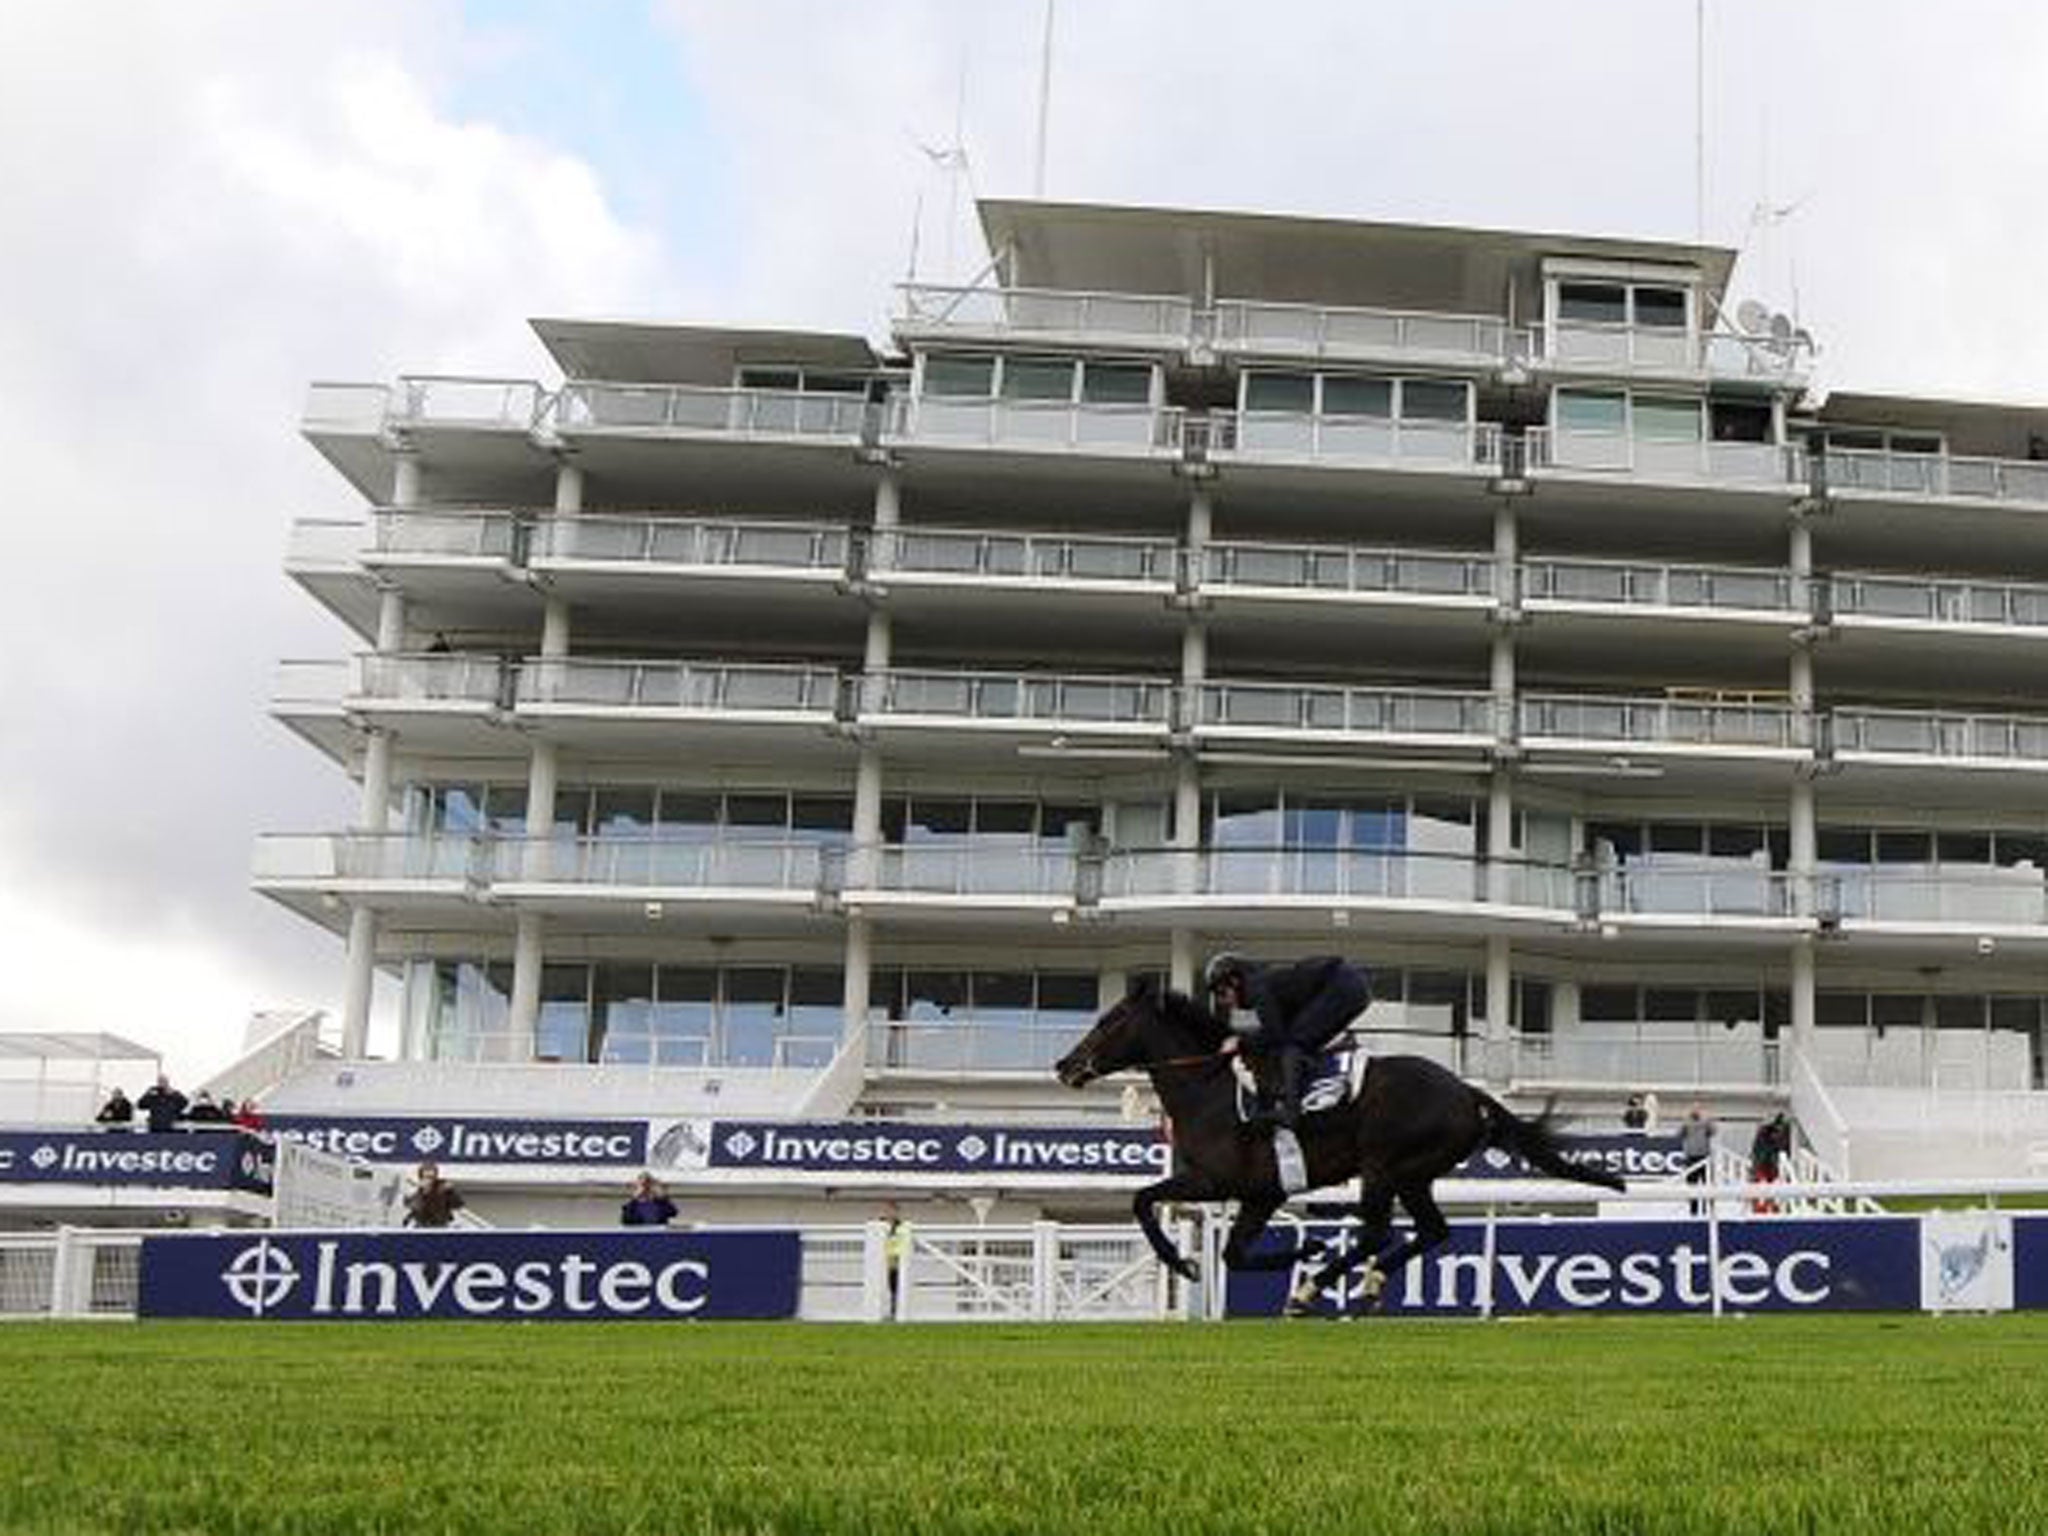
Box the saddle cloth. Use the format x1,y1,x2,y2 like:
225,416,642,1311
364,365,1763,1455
1232,1050,1367,1124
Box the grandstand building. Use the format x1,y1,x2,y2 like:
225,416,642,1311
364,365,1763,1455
251,199,2048,1221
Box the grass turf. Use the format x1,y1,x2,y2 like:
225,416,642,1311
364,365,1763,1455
1,1316,2045,1535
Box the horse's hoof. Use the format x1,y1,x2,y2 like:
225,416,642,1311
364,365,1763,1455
1171,1258,1200,1283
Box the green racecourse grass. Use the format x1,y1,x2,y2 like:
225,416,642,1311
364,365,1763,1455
2,1316,2046,1536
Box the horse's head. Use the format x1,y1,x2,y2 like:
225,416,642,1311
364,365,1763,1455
1054,980,1226,1088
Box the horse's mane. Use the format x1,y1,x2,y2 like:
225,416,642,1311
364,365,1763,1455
1150,987,1231,1050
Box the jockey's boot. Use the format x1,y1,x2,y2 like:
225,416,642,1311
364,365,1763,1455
1247,1046,1306,1131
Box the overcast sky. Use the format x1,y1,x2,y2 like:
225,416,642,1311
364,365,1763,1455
3,0,2045,1085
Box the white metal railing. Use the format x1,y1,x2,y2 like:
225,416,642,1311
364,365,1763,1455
303,382,390,432
1217,412,1500,469
252,833,482,884
873,527,1177,586
1213,298,1521,365
1196,681,1497,741
1545,323,1811,384
355,653,506,706
371,509,520,561
1202,540,1495,599
1509,1028,1783,1088
485,835,833,893
1522,557,1798,612
555,382,876,439
1819,866,2048,927
198,1011,330,1106
850,841,1081,900
1830,706,2048,764
1520,692,1806,752
1823,448,2048,505
895,283,1194,345
1528,426,1802,486
1100,847,1569,908
1829,571,2048,628
532,515,850,572
389,375,544,430
866,1023,1096,1076
1600,860,1797,919
860,669,1175,728
516,658,841,715
903,397,1176,455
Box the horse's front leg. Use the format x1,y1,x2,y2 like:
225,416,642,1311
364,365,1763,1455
1220,1195,1322,1272
1295,1180,1394,1316
1134,1174,1213,1282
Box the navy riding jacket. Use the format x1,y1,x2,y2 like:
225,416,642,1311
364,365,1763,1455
1232,957,1372,1051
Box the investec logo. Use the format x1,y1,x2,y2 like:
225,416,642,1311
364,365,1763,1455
217,1239,711,1319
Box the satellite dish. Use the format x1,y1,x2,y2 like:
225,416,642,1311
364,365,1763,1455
1768,312,1795,343
1736,299,1770,334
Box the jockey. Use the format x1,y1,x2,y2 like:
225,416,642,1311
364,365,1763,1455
1203,953,1372,1131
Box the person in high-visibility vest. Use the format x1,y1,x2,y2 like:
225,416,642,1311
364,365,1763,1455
882,1202,911,1318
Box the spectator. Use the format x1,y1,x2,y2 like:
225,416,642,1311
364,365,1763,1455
136,1076,188,1134
95,1087,134,1131
1681,1103,1716,1216
185,1091,228,1126
620,1172,678,1227
1622,1093,1648,1132
403,1162,465,1228
882,1201,911,1319
1642,1090,1662,1134
1751,1112,1793,1214
426,631,454,654
232,1097,265,1131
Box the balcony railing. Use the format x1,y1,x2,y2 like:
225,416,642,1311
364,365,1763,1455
1545,324,1811,385
486,835,831,892
902,397,1176,454
867,1019,1086,1075
253,833,481,884
1216,412,1501,470
1201,541,1495,600
895,283,1194,346
1830,706,2048,764
1828,572,2048,628
532,515,850,572
872,527,1177,586
1527,427,1802,487
1522,557,1798,613
1196,681,1497,741
831,841,1081,900
303,382,391,433
1599,860,1796,919
1520,693,1805,752
1213,299,1521,367
371,510,521,561
1822,448,2048,505
555,383,876,439
1820,867,2048,926
390,376,545,431
356,653,506,707
517,659,841,716
1102,846,1498,905
1508,1029,1782,1089
859,670,1175,729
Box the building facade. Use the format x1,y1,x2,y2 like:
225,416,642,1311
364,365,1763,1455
257,200,2048,1212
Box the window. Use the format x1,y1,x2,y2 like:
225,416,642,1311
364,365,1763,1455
1634,396,1703,442
1400,380,1468,422
1711,400,1772,443
1559,283,1628,325
1001,358,1075,402
536,965,591,1062
1320,376,1393,418
923,355,995,398
1557,389,1626,433
1080,361,1152,405
1633,287,1688,329
1244,372,1315,412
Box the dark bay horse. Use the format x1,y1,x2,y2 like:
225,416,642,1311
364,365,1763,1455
1055,982,1626,1313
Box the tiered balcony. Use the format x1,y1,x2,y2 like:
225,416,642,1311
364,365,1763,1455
554,382,875,442
872,527,1177,592
1829,706,2048,771
1822,867,2048,930
894,283,1193,351
1201,540,1495,606
1829,572,2048,630
1193,680,1497,755
1526,425,1801,489
897,396,1178,457
1541,324,1811,389
1521,557,1800,618
1822,447,2048,507
853,669,1176,747
1518,692,1807,762
1211,411,1502,474
1211,299,1520,371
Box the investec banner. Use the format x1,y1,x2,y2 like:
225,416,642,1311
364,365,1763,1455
265,1115,647,1168
1227,1217,1922,1316
0,1131,273,1194
138,1230,800,1322
705,1120,1170,1178
1452,1132,1688,1183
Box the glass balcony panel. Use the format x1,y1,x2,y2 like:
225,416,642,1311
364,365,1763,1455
1073,405,1157,449
586,386,672,428
1323,309,1403,351
1063,540,1153,581
994,401,1071,445
1546,561,1630,602
1230,546,1311,587
1703,568,1786,608
1405,315,1480,356
975,677,1022,717
1302,690,1349,730
1553,324,1631,365
2002,462,2048,502
1548,429,1632,471
1238,414,1316,455
1631,329,1693,369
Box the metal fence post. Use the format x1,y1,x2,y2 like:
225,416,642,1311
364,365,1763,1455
1707,1182,1725,1319
1479,1203,1499,1321
48,1226,78,1321
1032,1221,1058,1321
860,1219,888,1324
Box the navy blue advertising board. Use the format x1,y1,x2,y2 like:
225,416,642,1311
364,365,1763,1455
1452,1133,1688,1182
138,1230,800,1321
266,1115,647,1168
0,1131,272,1194
2013,1216,2048,1310
1227,1217,1921,1317
705,1120,1170,1177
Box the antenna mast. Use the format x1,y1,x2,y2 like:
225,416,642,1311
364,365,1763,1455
1033,0,1056,198
1694,0,1707,247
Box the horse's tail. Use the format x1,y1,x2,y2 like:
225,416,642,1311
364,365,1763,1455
1476,1091,1626,1193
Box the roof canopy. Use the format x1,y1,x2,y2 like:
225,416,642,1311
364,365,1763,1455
1813,392,2048,459
531,319,879,386
0,1031,160,1064
978,199,1738,322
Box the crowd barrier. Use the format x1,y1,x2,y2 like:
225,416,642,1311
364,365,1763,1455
3,1180,2046,1324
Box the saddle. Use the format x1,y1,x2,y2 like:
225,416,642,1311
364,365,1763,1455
1231,1049,1362,1125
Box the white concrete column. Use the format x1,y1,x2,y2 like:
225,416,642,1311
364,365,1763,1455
843,913,873,1042
1791,936,1817,1059
374,587,407,654
1789,775,1817,919
874,470,901,531
1492,499,1519,607
1486,766,1515,906
540,595,572,660
508,912,544,1062
1169,929,1197,995
1485,934,1513,1051
339,907,378,1060
522,740,559,879
357,729,394,831
391,452,421,510
554,459,584,514
851,746,884,890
